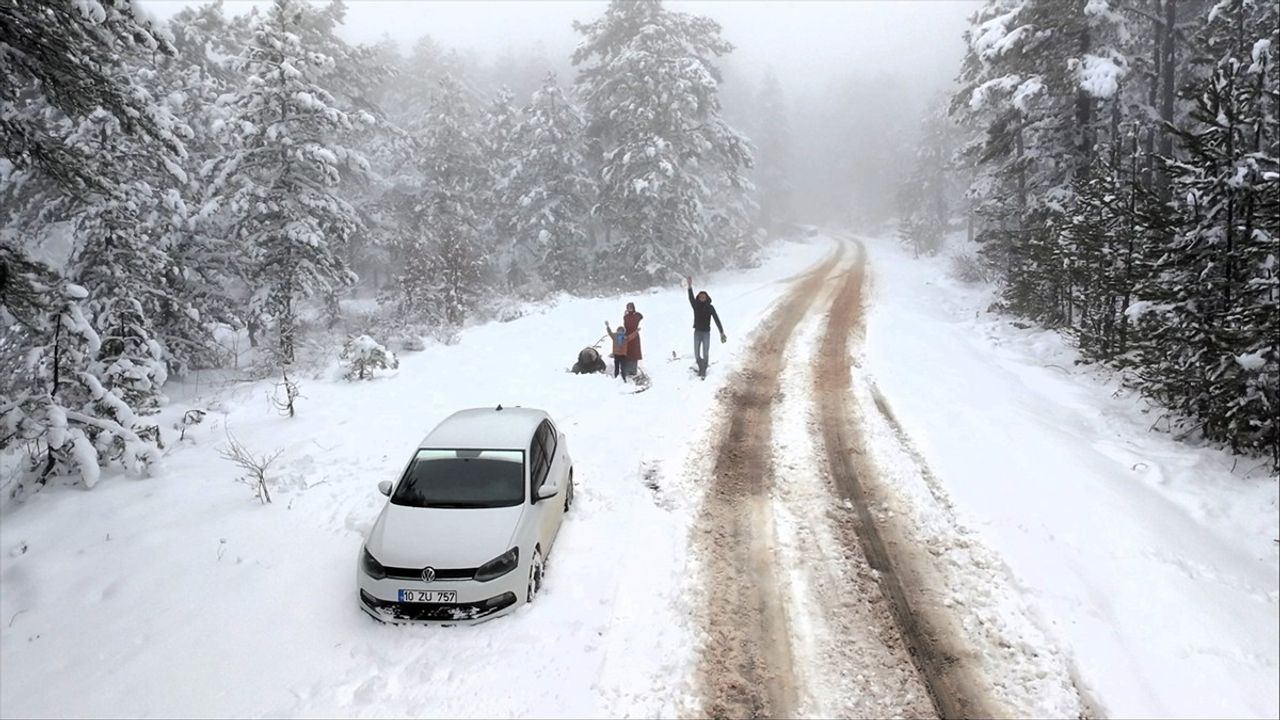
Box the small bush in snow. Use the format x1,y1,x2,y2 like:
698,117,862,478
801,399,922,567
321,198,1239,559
219,431,282,505
948,249,993,285
269,370,303,418
174,409,207,442
397,335,426,353
427,324,460,347
340,335,399,380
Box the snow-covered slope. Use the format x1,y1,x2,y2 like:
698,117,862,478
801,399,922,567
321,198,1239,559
0,240,829,718
857,234,1280,719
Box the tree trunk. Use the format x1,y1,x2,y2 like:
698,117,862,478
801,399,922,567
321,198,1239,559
1142,0,1161,190
1156,0,1177,203
1076,16,1094,165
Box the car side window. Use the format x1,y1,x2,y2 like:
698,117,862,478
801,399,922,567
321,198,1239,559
538,421,557,467
529,435,546,495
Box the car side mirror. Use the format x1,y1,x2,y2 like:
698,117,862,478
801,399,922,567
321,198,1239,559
535,484,558,502
377,480,392,497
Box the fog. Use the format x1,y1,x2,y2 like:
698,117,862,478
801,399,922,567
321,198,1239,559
142,0,978,225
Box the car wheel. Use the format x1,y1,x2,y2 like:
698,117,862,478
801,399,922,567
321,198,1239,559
564,473,574,513
527,547,544,603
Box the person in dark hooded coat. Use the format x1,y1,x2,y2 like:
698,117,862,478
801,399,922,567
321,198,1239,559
686,276,726,379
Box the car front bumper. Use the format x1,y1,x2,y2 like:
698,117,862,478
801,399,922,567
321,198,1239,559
357,564,527,625
359,589,518,623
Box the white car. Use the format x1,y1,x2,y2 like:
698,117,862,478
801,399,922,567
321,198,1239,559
357,406,574,623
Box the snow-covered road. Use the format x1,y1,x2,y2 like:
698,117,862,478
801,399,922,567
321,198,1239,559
690,235,1083,718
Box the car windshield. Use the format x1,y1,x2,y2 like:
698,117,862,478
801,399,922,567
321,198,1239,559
390,449,525,509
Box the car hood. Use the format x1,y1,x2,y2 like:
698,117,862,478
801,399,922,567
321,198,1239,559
366,503,524,569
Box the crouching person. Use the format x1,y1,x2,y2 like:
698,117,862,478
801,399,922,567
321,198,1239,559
572,346,606,374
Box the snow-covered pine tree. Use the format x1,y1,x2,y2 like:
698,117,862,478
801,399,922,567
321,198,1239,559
0,0,188,193
482,86,521,287
394,73,490,326
207,0,370,365
2,0,192,353
573,0,754,284
1132,0,1279,462
751,69,793,236
51,100,194,414
395,38,472,131
952,0,1129,323
2,283,160,492
898,95,962,257
150,1,257,372
2,0,193,489
340,334,399,380
505,73,593,292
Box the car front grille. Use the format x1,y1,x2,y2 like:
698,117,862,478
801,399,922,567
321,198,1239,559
360,590,518,622
382,565,477,581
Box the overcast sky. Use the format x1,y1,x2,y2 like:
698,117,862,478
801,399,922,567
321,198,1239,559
139,0,979,96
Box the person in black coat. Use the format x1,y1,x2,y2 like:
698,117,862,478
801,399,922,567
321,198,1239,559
686,276,726,379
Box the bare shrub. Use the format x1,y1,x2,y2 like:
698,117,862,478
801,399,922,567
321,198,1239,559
174,409,206,442
219,430,283,504
948,248,993,285
269,369,303,418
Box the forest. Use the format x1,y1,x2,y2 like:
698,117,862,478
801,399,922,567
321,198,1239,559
898,0,1278,466
1,0,1277,496
1,0,792,489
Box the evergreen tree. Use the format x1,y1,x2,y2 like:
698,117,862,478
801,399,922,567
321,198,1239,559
898,95,962,257
2,283,160,491
151,1,255,372
1,0,188,192
51,99,198,409
206,0,370,365
952,0,1128,321
751,69,793,235
573,0,754,283
482,86,521,286
1132,0,1279,460
506,73,593,292
398,74,489,326
2,0,188,488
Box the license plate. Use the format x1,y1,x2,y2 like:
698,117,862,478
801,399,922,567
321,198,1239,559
397,589,457,603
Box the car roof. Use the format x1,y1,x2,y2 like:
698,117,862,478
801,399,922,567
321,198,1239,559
418,407,551,451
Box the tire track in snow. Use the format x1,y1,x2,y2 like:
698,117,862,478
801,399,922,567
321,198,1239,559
814,237,990,719
767,269,937,718
815,236,1087,719
692,241,844,719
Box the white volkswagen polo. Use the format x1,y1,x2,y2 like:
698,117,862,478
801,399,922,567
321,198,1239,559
357,406,574,623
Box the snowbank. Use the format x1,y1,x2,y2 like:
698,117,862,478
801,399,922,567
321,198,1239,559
858,235,1279,719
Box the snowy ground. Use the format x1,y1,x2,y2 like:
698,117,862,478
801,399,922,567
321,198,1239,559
0,239,828,719
856,233,1280,719
4,230,1276,719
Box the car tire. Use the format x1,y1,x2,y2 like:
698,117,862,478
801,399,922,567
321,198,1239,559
527,547,544,603
564,473,574,513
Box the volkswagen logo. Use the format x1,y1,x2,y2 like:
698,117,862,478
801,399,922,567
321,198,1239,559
421,567,436,582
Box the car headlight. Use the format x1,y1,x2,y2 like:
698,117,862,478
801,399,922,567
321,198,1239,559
474,547,519,582
361,547,387,580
